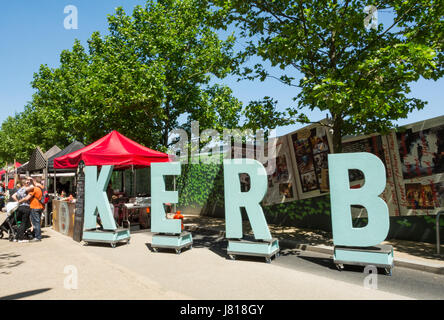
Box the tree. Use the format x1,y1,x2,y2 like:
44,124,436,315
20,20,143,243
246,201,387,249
102,0,242,148
0,112,35,163
212,0,443,152
0,0,246,163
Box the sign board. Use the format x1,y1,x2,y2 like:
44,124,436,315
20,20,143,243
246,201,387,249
52,199,76,238
261,135,299,206
287,123,334,199
342,134,400,217
387,116,444,216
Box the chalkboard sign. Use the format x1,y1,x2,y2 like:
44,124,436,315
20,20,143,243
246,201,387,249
73,161,85,242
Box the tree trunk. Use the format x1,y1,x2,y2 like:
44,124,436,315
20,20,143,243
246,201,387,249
332,114,343,153
162,99,171,148
163,127,169,149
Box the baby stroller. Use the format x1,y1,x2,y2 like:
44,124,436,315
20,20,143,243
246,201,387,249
0,202,34,241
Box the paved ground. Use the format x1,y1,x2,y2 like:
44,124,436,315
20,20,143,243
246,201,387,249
275,249,444,300
190,228,444,300
185,215,444,271
0,227,415,300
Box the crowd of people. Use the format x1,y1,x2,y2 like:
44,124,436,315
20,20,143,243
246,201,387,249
6,176,45,243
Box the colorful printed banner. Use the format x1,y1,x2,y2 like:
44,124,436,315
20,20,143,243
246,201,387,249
386,116,444,216
286,123,334,199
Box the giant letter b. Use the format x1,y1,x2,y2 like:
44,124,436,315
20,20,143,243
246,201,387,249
328,152,389,247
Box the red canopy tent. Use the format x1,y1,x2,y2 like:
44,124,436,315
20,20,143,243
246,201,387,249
0,162,21,176
53,131,174,232
53,131,172,169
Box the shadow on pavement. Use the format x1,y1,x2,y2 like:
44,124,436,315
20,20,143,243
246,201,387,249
144,242,193,255
82,241,128,249
0,288,52,300
278,248,301,257
297,255,338,271
386,239,444,261
0,253,24,272
297,255,391,275
189,229,231,259
187,215,444,263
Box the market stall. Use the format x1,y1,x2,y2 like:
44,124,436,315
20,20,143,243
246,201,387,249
53,130,172,244
47,140,85,196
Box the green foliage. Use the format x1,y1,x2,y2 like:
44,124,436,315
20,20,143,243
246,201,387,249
263,195,331,220
396,218,413,228
211,0,444,151
177,163,224,208
242,96,296,132
0,0,288,163
422,215,444,228
176,163,332,221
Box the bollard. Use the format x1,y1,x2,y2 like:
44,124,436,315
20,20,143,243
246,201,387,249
437,211,443,255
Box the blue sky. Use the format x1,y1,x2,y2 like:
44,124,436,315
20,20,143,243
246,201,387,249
0,1,442,138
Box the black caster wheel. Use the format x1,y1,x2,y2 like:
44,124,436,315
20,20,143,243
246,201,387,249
229,254,236,260
385,267,393,276
336,264,344,271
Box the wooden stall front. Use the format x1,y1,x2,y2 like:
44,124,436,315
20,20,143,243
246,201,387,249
52,199,76,238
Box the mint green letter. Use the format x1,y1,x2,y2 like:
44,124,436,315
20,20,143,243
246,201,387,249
84,165,116,230
223,159,271,240
151,162,181,234
328,152,389,246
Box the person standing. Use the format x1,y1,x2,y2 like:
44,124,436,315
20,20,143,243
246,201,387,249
0,182,5,210
12,178,32,242
8,182,20,203
18,177,44,242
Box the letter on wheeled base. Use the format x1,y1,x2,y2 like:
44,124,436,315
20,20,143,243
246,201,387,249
151,231,193,254
227,238,280,264
224,159,279,263
334,245,394,275
329,153,394,275
82,165,130,248
150,162,192,254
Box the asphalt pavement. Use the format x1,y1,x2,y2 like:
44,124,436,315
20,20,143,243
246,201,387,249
0,227,418,300
190,228,444,300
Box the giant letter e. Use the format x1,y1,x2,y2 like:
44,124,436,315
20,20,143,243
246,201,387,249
151,162,181,234
328,152,389,247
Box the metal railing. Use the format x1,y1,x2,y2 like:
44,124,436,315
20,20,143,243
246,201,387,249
437,211,443,255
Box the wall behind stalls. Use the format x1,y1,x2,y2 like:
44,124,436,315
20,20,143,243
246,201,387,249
177,163,225,216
